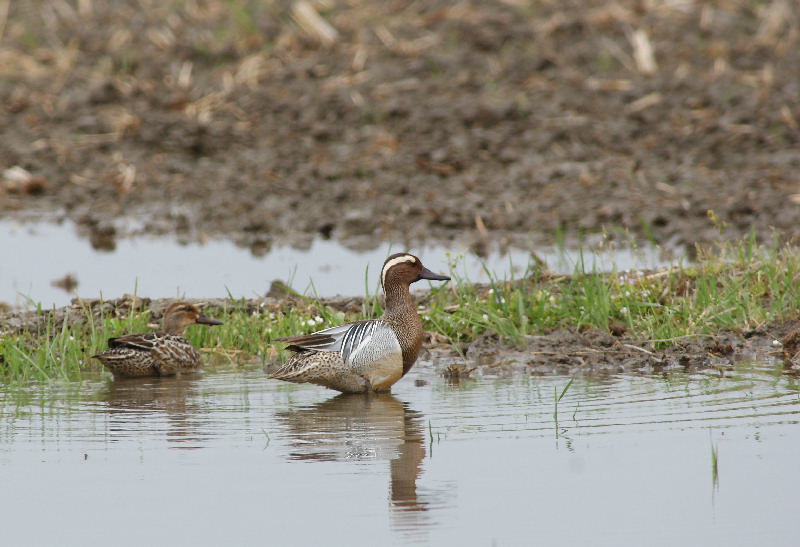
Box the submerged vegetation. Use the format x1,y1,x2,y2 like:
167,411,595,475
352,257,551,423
2,236,800,382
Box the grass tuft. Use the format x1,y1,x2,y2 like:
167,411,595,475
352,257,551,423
423,238,800,349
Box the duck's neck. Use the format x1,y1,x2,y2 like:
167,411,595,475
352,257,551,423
162,318,185,335
383,282,423,375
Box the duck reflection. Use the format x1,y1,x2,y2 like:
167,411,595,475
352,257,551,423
274,393,430,514
98,375,207,448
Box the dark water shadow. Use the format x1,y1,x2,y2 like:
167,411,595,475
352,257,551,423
97,374,208,448
274,393,449,533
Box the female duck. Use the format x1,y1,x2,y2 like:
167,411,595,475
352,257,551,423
93,301,222,378
270,253,450,393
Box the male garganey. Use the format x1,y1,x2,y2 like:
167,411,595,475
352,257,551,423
92,301,222,378
270,253,450,393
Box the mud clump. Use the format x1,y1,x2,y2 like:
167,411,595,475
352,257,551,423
778,325,800,369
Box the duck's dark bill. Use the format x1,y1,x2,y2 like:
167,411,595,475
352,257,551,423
196,314,224,325
418,266,451,282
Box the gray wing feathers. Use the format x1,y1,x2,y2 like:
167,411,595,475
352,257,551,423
280,321,377,356
315,324,354,337
341,322,401,370
279,320,401,369
339,321,378,363
277,323,355,352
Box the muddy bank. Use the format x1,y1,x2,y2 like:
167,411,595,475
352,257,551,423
437,323,791,378
2,294,795,377
2,1,800,253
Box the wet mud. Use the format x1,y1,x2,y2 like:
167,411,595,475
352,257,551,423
444,324,786,377
2,1,799,253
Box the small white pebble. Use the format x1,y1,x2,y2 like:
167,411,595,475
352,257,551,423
772,340,782,347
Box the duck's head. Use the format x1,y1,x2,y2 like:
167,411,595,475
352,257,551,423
380,253,451,290
161,301,223,334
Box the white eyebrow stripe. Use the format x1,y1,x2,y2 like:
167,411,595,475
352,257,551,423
381,255,417,286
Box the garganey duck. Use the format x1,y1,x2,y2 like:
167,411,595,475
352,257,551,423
92,301,222,378
269,253,450,393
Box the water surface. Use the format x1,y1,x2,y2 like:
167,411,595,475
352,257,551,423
1,220,676,308
1,361,797,546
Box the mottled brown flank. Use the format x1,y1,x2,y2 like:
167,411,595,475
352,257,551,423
92,301,220,378
270,351,372,393
94,334,202,377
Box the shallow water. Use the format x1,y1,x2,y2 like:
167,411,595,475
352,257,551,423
1,361,797,546
1,219,675,308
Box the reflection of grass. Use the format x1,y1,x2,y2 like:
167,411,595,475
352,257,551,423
553,378,573,440
710,437,719,490
3,236,800,381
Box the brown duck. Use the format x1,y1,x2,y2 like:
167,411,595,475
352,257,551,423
92,301,222,378
270,253,450,393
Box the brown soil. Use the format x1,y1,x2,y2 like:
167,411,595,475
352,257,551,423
2,1,799,254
